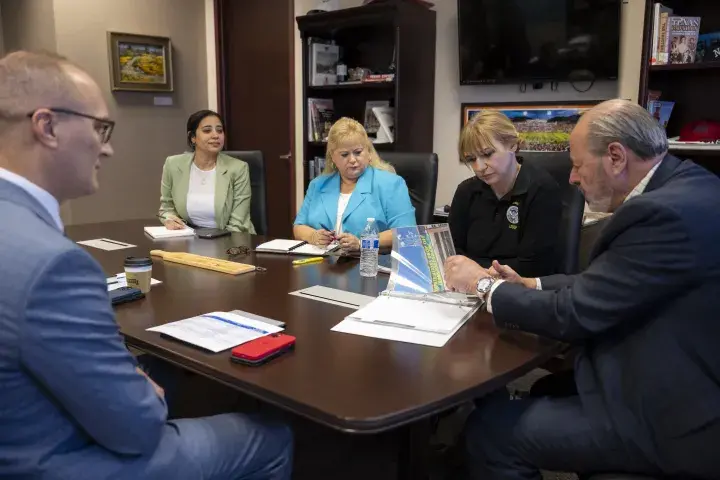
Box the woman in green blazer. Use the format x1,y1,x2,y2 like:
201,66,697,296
158,110,256,234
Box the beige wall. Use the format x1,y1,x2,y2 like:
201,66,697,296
1,0,56,53
0,0,209,225
304,0,646,207
52,0,209,225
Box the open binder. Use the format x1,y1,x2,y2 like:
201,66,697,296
384,224,480,307
339,224,481,342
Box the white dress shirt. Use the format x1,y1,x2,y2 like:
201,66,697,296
0,167,63,232
186,163,217,229
486,160,663,313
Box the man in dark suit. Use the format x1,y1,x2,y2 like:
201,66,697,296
444,99,720,479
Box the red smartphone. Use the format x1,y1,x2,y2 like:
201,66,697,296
230,333,296,366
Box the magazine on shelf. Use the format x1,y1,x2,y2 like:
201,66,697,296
668,16,701,64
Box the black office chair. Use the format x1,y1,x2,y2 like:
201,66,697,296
521,151,585,274
223,150,268,235
381,151,439,225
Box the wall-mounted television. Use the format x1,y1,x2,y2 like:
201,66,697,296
457,0,622,85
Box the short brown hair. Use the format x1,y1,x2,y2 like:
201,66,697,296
459,110,521,159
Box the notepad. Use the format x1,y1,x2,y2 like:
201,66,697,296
144,226,195,239
255,239,339,256
147,311,283,353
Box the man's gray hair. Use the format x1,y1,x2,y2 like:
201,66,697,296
0,51,82,134
585,99,669,160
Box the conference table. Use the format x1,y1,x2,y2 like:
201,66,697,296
67,219,563,479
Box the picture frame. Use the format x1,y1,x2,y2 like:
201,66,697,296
460,101,602,153
107,32,173,92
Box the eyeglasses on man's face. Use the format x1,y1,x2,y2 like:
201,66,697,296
27,107,115,144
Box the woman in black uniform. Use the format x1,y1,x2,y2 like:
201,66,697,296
449,110,562,278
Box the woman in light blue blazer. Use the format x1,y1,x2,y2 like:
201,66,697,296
294,117,416,253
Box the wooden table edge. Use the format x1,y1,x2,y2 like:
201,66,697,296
126,335,566,434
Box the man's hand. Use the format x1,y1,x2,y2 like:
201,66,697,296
312,229,335,246
136,367,165,399
444,255,490,294
337,233,360,253
488,260,537,290
163,216,186,230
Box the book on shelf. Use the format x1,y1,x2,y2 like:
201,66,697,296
371,106,395,144
307,156,326,181
364,100,390,138
651,3,673,65
647,100,675,130
669,16,701,64
309,42,339,86
696,32,720,63
308,98,333,142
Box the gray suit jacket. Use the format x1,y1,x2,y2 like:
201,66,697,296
492,155,720,478
0,178,194,479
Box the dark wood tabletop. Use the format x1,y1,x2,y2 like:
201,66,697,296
67,219,562,434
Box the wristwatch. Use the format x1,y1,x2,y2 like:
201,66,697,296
475,276,496,301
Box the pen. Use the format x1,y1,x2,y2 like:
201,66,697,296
100,238,131,247
292,257,325,266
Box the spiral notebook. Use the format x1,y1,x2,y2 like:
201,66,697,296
255,239,340,256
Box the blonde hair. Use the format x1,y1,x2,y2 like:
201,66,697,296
323,117,395,175
459,110,521,159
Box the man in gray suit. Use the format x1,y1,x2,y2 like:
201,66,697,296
445,100,720,479
0,51,292,479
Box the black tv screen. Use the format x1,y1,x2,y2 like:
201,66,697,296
457,0,621,85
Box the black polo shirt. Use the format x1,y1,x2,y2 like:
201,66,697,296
448,161,562,278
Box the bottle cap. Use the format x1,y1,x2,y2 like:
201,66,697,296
367,217,375,222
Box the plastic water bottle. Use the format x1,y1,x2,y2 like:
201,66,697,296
359,217,380,277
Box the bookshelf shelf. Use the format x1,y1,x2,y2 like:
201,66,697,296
668,143,720,156
308,82,395,91
650,61,720,72
639,0,720,175
297,1,436,193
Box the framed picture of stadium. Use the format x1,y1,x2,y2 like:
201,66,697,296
107,32,173,92
461,101,602,153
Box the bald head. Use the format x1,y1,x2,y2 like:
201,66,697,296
580,99,669,160
0,51,89,139
0,50,113,202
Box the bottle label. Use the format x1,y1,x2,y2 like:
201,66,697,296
361,239,379,249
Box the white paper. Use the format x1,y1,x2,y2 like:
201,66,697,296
292,243,339,256
144,226,195,239
147,311,283,353
255,239,304,252
107,273,162,291
348,296,476,334
289,285,375,310
77,238,135,251
331,315,469,348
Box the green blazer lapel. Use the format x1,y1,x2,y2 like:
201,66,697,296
174,153,193,221
214,153,232,227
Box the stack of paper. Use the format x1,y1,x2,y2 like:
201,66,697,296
256,239,339,256
332,295,480,347
144,226,195,239
147,311,283,353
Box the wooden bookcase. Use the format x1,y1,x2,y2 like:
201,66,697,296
638,1,720,173
296,0,436,192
